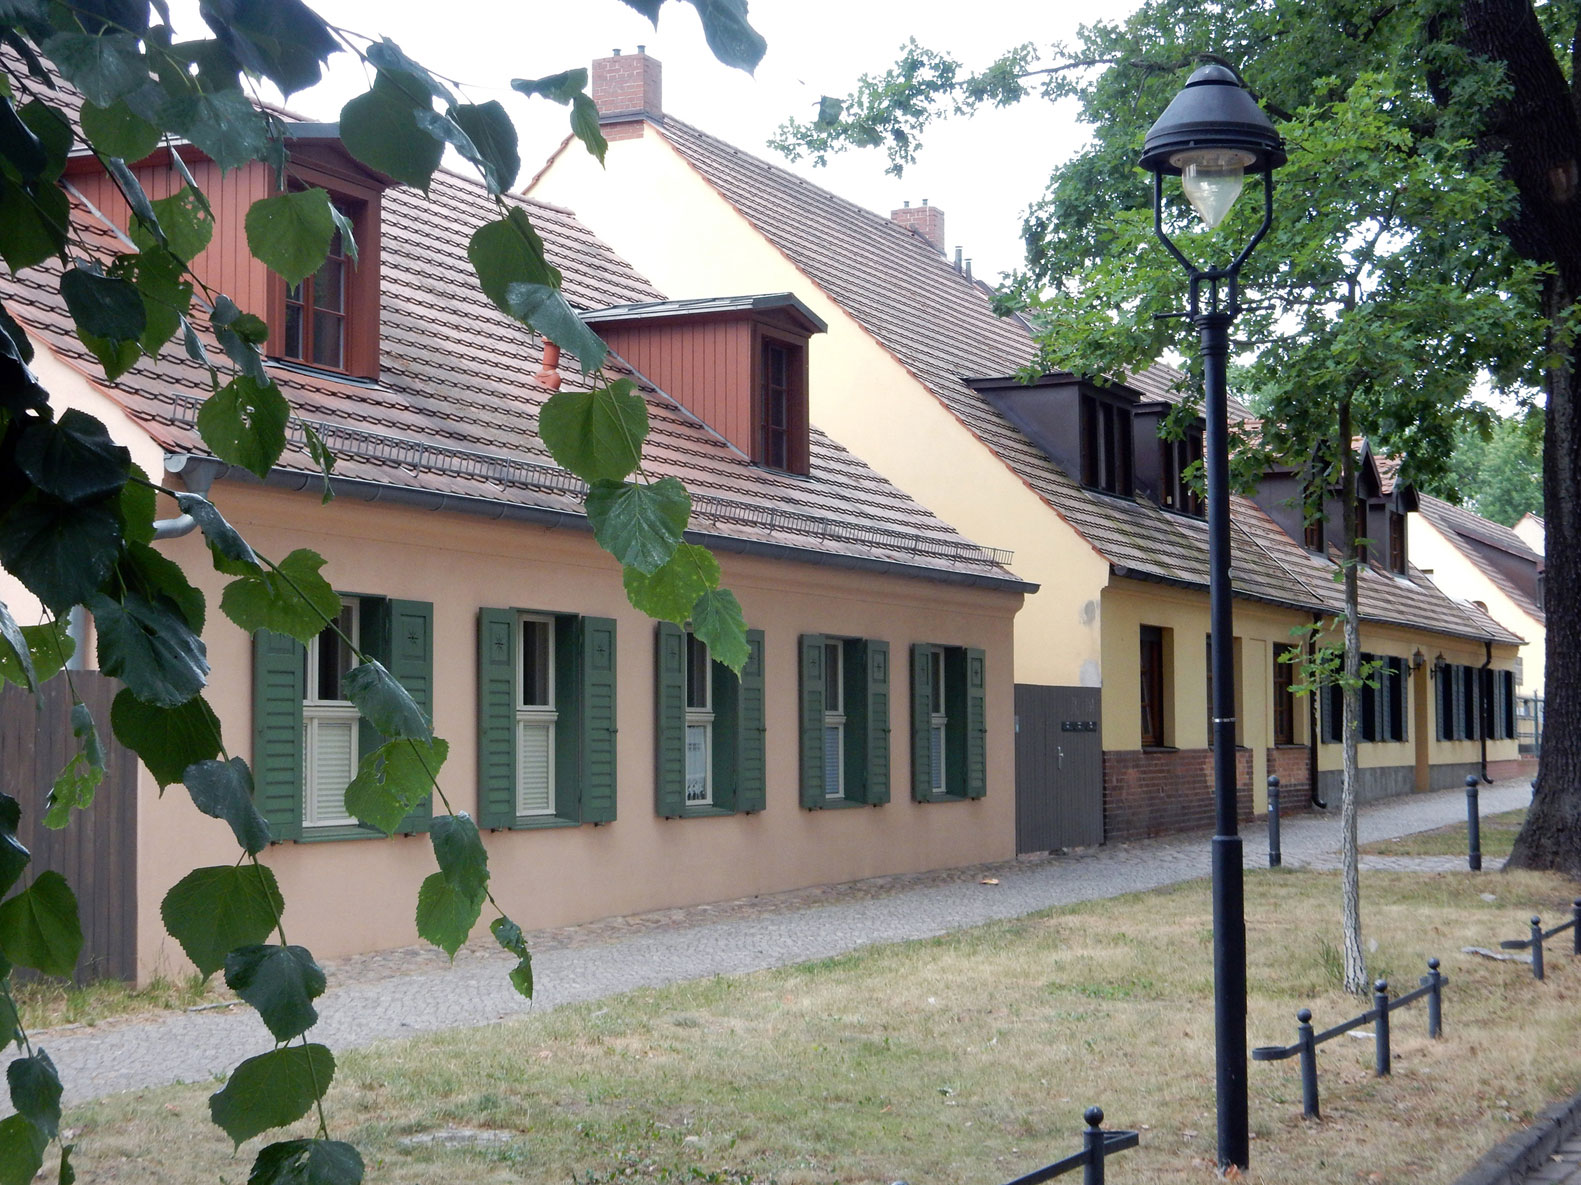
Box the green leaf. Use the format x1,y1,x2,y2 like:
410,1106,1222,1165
364,39,455,106
185,758,272,855
245,188,336,288
248,1139,364,1185
162,88,269,172
42,33,148,107
90,589,209,708
343,660,431,741
125,245,192,356
198,0,340,98
448,101,519,193
538,379,647,483
0,1113,46,1185
338,86,443,191
0,299,35,365
7,1051,60,1139
117,461,157,546
687,0,767,73
17,101,70,182
0,603,38,693
0,173,68,272
570,93,608,165
77,329,140,381
209,1044,334,1148
343,737,446,835
0,618,74,697
689,588,749,673
80,98,160,161
14,409,130,505
490,916,532,999
110,688,222,787
120,540,205,632
137,187,213,264
585,478,690,574
0,990,19,1050
44,702,105,829
468,208,560,310
61,264,145,343
56,1144,73,1185
0,871,82,978
105,157,161,248
219,548,339,644
210,296,269,384
622,543,719,624
0,796,29,899
160,863,284,978
430,813,487,900
415,871,482,960
0,95,45,181
302,422,336,504
175,491,260,571
224,944,325,1042
197,374,289,480
500,281,608,373
510,69,587,104
0,493,123,615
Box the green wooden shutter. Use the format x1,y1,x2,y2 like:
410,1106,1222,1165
553,614,583,823
911,644,931,801
798,634,826,808
1452,667,1466,740
580,616,618,823
655,623,686,818
477,609,516,828
964,647,987,798
736,629,767,813
253,628,304,842
944,647,969,796
861,640,890,805
386,599,434,834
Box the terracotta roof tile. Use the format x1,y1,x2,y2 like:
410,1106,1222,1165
654,115,1516,645
1417,494,1544,624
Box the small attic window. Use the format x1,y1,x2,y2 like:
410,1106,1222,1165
1080,391,1133,496
755,333,809,475
283,210,352,369
1162,426,1204,516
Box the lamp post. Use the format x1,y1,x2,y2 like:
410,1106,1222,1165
1139,64,1285,1173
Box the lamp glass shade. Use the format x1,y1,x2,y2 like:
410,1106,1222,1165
1173,148,1255,229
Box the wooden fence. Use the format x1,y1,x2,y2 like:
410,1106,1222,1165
0,672,138,982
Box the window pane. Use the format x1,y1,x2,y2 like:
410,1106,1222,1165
685,723,710,803
929,649,944,713
824,641,841,709
313,258,345,314
311,310,344,369
283,299,303,359
686,634,711,709
316,603,356,701
521,619,551,707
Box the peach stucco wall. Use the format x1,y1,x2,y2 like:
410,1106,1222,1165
130,480,1021,981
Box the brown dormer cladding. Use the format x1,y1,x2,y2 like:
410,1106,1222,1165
585,294,827,476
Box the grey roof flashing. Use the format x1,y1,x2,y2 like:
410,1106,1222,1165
584,293,828,334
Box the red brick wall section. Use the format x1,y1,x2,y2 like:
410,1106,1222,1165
1103,748,1255,843
591,51,663,119
892,202,946,252
1267,746,1312,815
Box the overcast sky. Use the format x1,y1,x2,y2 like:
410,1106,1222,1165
173,0,1144,281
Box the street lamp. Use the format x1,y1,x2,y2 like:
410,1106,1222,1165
1139,63,1285,1174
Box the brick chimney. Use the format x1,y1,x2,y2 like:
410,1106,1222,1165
892,199,945,252
591,48,663,130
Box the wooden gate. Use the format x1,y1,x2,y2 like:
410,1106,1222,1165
1015,684,1103,854
0,672,138,981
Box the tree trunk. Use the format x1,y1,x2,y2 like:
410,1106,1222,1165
1339,402,1367,994
1453,0,1581,875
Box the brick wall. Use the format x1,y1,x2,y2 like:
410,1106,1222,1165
591,51,663,120
1267,746,1312,814
892,202,946,252
1103,747,1255,843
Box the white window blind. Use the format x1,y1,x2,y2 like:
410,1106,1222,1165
304,713,357,827
516,718,554,815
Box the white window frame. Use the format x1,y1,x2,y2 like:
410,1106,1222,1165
685,632,714,806
928,646,947,795
824,639,846,799
303,600,360,829
515,614,558,817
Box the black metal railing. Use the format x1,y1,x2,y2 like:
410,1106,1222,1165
995,1108,1138,1185
1497,900,1581,980
1252,958,1448,1118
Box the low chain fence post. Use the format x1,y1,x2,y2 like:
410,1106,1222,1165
1465,775,1482,871
1530,916,1545,981
1423,958,1443,1039
1267,775,1281,867
1297,1008,1319,1119
1373,980,1391,1076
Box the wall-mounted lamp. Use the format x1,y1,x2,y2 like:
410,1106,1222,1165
1411,648,1425,672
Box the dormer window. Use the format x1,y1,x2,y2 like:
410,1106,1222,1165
757,335,807,473
1080,392,1133,496
283,214,350,370
1162,426,1205,515
1355,498,1371,564
1388,509,1407,574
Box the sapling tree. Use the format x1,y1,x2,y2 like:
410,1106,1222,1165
0,1,764,1179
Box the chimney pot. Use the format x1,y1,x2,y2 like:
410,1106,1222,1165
890,201,947,253
592,48,663,123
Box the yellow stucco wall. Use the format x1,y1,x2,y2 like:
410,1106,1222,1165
530,127,1112,692
1409,512,1544,698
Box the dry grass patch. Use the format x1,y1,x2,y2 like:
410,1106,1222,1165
59,867,1581,1184
13,971,225,1032
1360,808,1527,859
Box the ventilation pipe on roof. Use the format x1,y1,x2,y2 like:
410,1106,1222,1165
534,340,564,390
965,258,973,283
954,246,963,272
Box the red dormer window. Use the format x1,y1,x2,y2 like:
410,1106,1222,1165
283,215,350,369
756,335,807,474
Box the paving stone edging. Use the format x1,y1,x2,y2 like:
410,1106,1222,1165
1453,1092,1581,1185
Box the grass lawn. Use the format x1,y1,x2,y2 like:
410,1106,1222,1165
12,973,225,1033
59,866,1581,1184
1360,808,1528,859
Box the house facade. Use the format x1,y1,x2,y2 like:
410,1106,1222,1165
0,127,1029,980
529,51,1522,848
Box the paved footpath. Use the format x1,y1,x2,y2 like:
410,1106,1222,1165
13,778,1532,1106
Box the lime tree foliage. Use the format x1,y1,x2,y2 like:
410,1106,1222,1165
777,0,1581,878
1426,409,1545,526
773,0,1560,984
0,1,763,1179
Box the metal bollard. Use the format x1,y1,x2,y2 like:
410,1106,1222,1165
1083,1106,1107,1185
1424,957,1443,1038
1268,775,1282,867
1465,775,1482,871
1531,916,1545,981
1297,1008,1320,1119
1373,980,1391,1076
1572,900,1580,957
